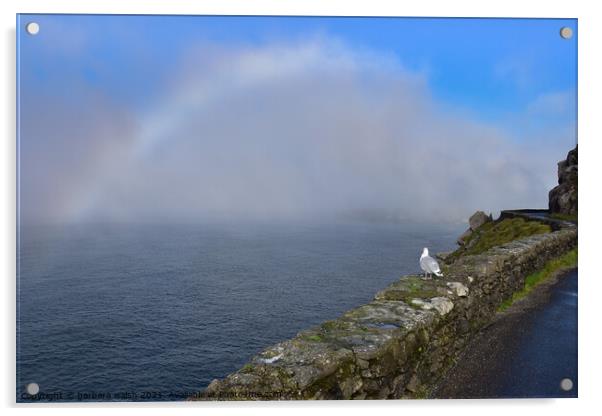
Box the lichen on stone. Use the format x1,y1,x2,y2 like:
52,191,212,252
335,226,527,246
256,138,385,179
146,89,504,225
446,282,469,297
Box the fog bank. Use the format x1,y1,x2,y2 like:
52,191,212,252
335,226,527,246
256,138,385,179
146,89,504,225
19,38,573,225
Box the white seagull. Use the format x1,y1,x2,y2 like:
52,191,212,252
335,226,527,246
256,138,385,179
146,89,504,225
420,247,443,279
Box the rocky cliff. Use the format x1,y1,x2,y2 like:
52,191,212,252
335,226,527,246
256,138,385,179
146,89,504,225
549,145,578,216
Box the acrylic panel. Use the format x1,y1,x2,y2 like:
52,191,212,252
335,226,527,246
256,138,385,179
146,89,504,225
16,14,578,402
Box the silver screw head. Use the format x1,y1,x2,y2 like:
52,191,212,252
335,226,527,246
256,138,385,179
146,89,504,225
560,27,573,39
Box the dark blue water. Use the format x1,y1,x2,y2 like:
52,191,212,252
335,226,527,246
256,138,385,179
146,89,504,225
17,220,463,401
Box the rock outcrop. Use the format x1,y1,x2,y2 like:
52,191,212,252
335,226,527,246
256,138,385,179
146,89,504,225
549,145,578,216
456,211,493,246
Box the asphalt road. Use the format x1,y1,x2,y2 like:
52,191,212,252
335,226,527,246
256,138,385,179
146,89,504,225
433,268,578,399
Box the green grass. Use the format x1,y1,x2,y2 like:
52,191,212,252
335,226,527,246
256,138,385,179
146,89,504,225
377,276,440,303
447,218,551,262
240,363,254,373
304,334,324,342
497,248,578,312
550,212,578,222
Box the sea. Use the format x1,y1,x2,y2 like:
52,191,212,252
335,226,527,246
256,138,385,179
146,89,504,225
16,220,464,401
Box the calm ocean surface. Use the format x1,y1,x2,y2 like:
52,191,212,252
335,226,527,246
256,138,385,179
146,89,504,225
17,220,463,401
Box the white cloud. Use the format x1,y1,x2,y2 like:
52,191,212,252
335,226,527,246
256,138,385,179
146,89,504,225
527,90,575,116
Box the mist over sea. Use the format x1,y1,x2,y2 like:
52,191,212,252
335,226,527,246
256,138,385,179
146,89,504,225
17,220,463,401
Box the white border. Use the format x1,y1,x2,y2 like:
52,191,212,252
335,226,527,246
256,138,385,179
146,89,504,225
2,1,601,415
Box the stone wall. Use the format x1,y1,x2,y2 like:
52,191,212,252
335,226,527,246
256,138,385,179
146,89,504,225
197,226,577,400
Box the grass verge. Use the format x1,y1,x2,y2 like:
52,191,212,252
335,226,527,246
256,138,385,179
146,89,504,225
447,218,551,262
550,212,578,222
497,248,578,312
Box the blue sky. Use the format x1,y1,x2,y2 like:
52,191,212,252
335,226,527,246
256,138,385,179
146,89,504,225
19,15,577,122
17,15,578,224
